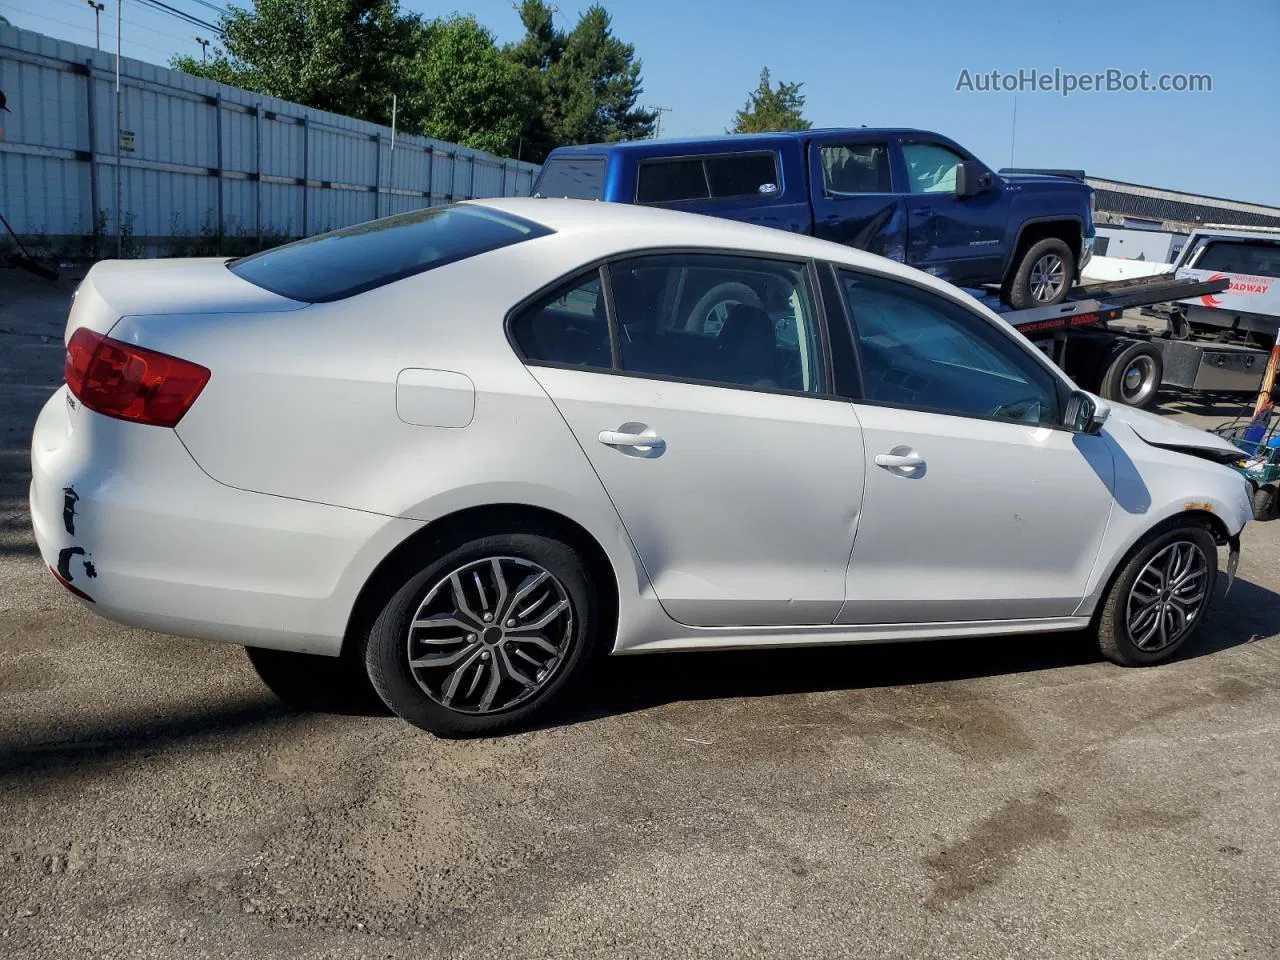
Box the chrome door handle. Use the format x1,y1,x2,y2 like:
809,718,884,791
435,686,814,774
598,429,665,450
874,452,924,470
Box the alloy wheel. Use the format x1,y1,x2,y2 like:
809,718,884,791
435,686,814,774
1029,253,1066,302
1125,540,1209,652
405,556,574,714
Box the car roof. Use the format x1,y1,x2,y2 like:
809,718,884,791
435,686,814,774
466,197,995,313
543,129,931,157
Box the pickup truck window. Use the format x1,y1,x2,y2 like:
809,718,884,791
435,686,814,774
705,153,779,197
608,253,825,394
533,157,606,200
636,153,780,204
1193,240,1280,277
902,142,964,194
638,159,709,203
841,269,1061,425
820,144,891,195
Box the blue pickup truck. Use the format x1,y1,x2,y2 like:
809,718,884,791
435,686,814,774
533,129,1096,308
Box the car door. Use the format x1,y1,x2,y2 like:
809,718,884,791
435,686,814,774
897,137,1008,287
806,135,907,262
827,266,1117,624
511,253,866,627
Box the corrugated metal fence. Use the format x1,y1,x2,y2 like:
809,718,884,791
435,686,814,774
0,24,539,253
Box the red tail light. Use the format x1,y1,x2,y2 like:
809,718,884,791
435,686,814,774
65,328,210,428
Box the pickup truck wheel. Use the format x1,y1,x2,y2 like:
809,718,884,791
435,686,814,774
1100,341,1163,409
1007,237,1075,308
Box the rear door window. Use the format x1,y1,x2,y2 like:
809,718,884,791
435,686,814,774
533,157,606,200
820,143,892,195
228,204,551,302
608,253,825,394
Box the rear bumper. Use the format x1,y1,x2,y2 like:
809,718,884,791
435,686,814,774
30,388,420,655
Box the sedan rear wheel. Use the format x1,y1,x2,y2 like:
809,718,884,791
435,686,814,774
365,532,598,737
1096,522,1217,666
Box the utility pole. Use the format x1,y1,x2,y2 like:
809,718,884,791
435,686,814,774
649,105,671,139
193,35,209,64
85,0,105,51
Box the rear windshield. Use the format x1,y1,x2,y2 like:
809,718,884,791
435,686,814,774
533,157,606,200
228,204,551,302
1194,240,1280,278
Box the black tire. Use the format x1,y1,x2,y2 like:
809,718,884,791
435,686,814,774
1096,521,1218,667
1252,484,1276,521
245,645,384,713
1006,237,1076,308
1099,340,1164,410
364,530,599,737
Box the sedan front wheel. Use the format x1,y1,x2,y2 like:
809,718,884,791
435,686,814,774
1095,522,1217,666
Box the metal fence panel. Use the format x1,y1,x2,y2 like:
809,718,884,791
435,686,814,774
0,23,540,253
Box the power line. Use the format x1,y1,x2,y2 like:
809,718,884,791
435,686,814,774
0,5,177,61
182,0,231,14
26,0,205,50
0,6,97,43
134,0,222,34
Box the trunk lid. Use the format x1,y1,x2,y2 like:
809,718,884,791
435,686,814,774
68,258,305,340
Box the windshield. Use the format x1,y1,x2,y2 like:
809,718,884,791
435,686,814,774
228,204,552,303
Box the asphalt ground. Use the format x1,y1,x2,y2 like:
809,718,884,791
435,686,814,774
2,267,1277,959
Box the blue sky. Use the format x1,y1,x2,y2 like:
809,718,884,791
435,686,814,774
7,0,1279,204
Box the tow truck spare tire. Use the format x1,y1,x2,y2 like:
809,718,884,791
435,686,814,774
1100,340,1164,410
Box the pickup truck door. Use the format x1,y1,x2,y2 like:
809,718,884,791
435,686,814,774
806,134,907,261
896,136,1009,288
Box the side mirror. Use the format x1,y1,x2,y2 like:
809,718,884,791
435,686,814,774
955,160,993,198
1065,390,1111,435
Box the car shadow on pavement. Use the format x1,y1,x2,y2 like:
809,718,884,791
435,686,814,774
0,697,311,784
559,572,1280,728
2,578,1275,770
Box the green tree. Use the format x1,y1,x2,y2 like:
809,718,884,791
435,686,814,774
505,1,655,162
171,0,418,127
405,16,532,157
730,68,812,133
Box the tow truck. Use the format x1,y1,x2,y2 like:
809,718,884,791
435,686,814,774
982,226,1280,408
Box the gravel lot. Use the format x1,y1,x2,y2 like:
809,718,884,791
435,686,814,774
2,267,1278,959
